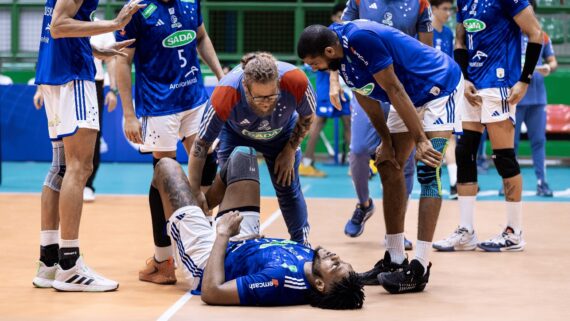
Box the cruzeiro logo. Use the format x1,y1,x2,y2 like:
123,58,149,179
162,30,197,48
463,19,486,33
353,83,375,96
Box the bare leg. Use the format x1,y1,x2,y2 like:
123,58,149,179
304,116,327,161
380,132,415,234
41,187,60,230
486,121,522,202
59,128,97,240
152,158,197,220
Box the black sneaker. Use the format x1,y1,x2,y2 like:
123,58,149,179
379,259,431,294
449,185,458,200
357,251,409,286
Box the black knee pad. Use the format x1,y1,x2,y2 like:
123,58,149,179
220,146,259,186
456,130,481,184
201,152,218,186
492,148,520,179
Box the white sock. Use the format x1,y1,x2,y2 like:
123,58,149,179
59,239,79,248
40,230,59,246
414,241,431,273
386,233,406,264
458,196,476,232
506,201,522,234
447,163,457,186
155,245,174,262
302,157,312,167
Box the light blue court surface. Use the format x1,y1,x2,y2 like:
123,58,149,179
1,161,569,202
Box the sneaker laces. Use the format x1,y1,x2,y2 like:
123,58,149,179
351,206,366,224
443,227,468,244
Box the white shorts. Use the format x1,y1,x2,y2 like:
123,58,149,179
461,87,516,124
387,77,464,134
140,103,206,152
40,80,99,140
167,206,260,290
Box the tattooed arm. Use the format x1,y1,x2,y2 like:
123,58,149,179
288,114,314,151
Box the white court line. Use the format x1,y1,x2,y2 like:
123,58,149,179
156,183,311,321
156,292,194,321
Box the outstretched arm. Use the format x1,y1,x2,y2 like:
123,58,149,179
201,212,242,305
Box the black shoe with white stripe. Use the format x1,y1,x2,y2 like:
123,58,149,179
378,259,431,294
52,257,119,292
358,251,409,286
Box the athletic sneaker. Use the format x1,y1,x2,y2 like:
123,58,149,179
477,227,526,252
358,251,409,286
537,181,553,197
298,164,327,177
344,199,375,237
433,226,478,251
32,261,57,288
139,256,177,285
449,185,458,200
52,257,119,292
379,259,431,294
83,187,95,202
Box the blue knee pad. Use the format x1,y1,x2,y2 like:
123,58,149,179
417,137,448,198
220,146,259,186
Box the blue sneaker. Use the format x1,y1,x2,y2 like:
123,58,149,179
344,199,375,237
537,181,553,197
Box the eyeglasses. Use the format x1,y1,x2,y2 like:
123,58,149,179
247,86,281,103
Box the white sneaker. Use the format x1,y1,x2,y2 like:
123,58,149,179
433,226,478,251
52,257,119,292
32,261,57,288
477,227,526,252
83,187,95,202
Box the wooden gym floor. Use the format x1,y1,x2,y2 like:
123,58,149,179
0,194,569,321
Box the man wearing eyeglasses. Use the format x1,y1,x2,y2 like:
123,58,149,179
188,52,316,245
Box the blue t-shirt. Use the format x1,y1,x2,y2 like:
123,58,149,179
35,0,98,85
198,62,316,143
342,0,433,37
115,0,208,117
330,21,461,107
457,0,529,89
434,25,454,58
519,33,555,106
225,238,314,306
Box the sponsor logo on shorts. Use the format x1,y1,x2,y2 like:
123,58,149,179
463,19,486,33
241,128,283,140
162,30,196,48
352,83,375,96
142,3,157,19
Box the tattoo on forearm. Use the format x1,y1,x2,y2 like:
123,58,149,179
192,139,211,159
288,115,313,149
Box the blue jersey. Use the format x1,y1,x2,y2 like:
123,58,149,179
519,33,555,106
434,25,454,58
457,0,529,89
331,21,461,107
198,62,316,143
35,0,98,85
115,0,208,117
225,238,313,306
342,0,433,37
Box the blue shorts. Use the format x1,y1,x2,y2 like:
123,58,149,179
315,94,351,118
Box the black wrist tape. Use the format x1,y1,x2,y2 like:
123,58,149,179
520,42,543,84
454,48,469,80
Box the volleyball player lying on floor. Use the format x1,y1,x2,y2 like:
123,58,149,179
152,146,364,309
